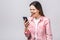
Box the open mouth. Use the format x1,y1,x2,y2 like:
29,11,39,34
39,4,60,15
31,13,35,17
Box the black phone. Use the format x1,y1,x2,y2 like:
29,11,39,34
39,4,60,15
23,17,28,22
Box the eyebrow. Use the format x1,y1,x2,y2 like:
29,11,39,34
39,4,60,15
30,9,35,10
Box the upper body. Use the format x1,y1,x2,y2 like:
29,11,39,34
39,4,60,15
26,16,52,40
24,1,52,40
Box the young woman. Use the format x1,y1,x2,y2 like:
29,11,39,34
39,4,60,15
24,1,52,40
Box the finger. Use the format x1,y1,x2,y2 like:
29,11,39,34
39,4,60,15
26,21,29,24
25,22,29,26
25,23,29,27
26,23,29,26
25,21,29,24
24,21,29,27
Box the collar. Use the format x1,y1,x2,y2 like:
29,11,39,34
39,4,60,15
30,16,43,23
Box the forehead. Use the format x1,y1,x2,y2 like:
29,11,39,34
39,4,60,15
30,5,36,9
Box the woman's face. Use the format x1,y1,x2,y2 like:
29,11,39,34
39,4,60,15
30,5,40,18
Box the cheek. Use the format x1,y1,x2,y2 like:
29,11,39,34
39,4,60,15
34,10,37,13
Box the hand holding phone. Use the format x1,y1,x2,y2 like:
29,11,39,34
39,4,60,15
23,17,29,28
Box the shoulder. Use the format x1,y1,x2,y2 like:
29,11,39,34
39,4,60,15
42,16,50,21
42,16,50,25
42,16,50,24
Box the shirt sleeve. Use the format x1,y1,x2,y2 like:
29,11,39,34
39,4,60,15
45,19,53,40
24,28,31,38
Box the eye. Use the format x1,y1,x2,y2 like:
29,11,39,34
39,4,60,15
30,9,35,10
32,9,35,10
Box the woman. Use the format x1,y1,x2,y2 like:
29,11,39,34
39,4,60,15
24,1,52,40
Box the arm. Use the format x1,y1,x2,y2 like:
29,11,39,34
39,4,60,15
24,27,30,37
24,27,31,40
24,21,31,39
45,19,52,40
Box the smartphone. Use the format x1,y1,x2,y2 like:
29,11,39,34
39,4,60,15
23,17,28,22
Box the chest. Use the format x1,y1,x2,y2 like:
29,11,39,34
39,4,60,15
29,20,46,30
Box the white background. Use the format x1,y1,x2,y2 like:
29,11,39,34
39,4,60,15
0,0,60,40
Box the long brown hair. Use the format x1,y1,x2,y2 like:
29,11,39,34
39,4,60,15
29,1,45,16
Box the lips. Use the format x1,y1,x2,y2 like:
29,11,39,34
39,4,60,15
31,13,35,17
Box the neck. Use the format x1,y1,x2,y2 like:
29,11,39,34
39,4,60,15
35,15,41,19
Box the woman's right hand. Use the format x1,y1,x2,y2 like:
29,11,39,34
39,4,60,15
24,19,31,39
24,19,29,28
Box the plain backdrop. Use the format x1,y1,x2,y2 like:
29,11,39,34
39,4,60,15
0,0,60,40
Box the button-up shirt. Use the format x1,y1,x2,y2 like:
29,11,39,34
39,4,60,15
24,16,52,40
